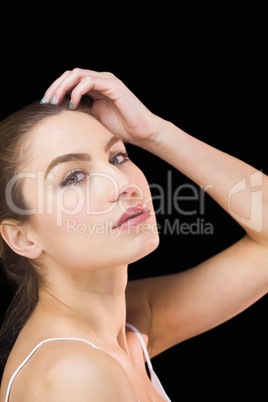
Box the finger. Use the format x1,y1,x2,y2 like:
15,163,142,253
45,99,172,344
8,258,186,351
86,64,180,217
69,76,95,109
45,68,101,105
78,74,122,100
70,75,120,110
42,68,96,104
41,69,121,108
69,74,115,108
42,70,72,103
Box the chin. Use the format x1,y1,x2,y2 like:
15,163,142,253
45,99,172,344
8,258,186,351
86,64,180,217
125,230,160,265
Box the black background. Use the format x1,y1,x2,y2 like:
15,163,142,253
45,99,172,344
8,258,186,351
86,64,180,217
0,5,267,400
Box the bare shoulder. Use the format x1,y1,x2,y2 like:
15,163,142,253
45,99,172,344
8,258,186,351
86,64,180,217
7,340,137,402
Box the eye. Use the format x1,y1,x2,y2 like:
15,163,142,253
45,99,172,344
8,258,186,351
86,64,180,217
109,152,129,166
60,170,87,187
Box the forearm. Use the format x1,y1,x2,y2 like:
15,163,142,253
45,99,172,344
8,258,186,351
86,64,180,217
142,118,268,245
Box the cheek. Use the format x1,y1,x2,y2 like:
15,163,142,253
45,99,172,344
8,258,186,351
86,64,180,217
31,180,111,253
32,208,107,269
55,186,90,227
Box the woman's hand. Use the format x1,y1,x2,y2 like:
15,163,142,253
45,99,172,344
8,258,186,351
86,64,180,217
42,68,160,145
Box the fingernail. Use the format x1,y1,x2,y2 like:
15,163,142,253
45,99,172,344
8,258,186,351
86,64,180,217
50,95,56,104
69,100,74,110
40,97,46,104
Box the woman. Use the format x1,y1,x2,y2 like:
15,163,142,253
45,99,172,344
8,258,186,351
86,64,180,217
0,68,267,401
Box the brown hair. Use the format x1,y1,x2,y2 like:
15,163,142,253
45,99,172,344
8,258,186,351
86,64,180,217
0,98,93,369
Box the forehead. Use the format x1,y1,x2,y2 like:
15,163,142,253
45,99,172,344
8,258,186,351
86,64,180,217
28,111,113,171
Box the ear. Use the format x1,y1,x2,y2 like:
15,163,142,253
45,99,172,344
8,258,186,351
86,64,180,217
0,222,43,260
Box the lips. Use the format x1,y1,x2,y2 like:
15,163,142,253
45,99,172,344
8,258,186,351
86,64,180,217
113,204,151,230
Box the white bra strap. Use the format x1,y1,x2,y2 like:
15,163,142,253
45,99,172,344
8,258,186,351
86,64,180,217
126,323,172,402
125,323,153,371
5,338,99,402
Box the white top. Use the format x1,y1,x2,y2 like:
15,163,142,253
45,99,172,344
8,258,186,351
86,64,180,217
5,323,171,401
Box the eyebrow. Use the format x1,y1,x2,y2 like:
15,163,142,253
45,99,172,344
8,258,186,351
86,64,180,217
45,135,122,179
104,135,122,153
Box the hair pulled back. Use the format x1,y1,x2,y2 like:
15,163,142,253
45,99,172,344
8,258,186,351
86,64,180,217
0,97,93,372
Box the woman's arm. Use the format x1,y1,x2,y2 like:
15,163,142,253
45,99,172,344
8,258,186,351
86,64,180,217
140,119,268,245
127,234,268,357
126,111,268,357
127,119,268,356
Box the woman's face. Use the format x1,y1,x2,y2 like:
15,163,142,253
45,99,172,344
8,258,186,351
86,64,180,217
22,111,159,272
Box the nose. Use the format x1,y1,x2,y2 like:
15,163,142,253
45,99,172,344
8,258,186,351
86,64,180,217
116,183,140,201
111,169,143,204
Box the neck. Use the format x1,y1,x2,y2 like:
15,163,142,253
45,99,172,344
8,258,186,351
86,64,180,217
38,263,129,348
